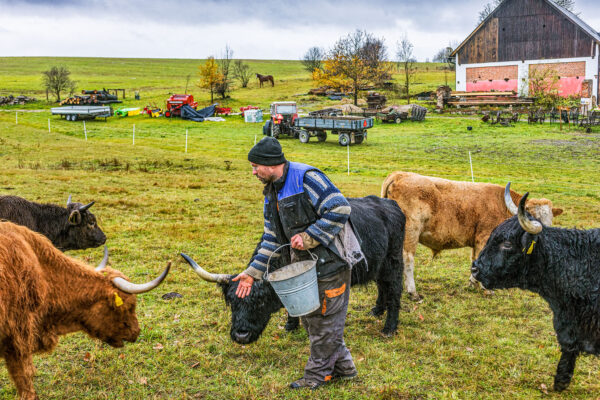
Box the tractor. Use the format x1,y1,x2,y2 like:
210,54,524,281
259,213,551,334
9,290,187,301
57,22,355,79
263,101,299,138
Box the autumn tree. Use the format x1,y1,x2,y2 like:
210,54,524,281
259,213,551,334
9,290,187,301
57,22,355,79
233,59,252,88
198,57,223,103
396,36,417,104
42,66,75,102
316,30,391,106
302,46,325,75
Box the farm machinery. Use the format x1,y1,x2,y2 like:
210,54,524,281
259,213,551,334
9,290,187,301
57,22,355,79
262,101,298,138
165,94,198,117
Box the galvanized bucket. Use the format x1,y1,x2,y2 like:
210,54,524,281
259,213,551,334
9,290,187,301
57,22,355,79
265,244,320,317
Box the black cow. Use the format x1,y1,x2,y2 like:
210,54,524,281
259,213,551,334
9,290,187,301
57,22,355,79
182,195,405,344
471,186,600,392
0,194,106,251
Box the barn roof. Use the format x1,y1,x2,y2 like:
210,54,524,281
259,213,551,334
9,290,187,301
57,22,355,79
451,0,600,57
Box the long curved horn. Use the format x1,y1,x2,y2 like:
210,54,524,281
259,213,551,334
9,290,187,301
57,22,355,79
67,194,72,206
504,182,518,215
111,262,172,294
180,253,231,284
78,201,95,212
96,246,109,271
518,193,543,234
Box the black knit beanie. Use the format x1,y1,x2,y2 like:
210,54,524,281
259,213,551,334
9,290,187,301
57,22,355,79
247,137,286,166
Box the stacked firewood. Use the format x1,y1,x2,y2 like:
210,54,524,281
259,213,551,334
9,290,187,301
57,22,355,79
0,95,37,105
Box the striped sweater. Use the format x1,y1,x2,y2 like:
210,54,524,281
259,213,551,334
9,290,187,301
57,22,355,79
244,170,350,280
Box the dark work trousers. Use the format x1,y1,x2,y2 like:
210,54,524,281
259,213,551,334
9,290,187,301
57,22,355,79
300,267,356,382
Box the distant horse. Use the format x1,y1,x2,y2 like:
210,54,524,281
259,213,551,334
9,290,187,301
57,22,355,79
256,73,274,87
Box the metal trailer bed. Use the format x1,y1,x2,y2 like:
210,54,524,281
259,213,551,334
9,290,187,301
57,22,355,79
50,106,112,121
294,115,374,146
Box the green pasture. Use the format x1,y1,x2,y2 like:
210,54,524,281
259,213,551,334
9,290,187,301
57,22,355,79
1,108,599,400
0,57,451,111
1,57,600,399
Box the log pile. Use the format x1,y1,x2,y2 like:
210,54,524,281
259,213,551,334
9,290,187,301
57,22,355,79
0,95,37,105
60,90,120,106
446,91,534,107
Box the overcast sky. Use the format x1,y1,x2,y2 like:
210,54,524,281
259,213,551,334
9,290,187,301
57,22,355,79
0,0,598,61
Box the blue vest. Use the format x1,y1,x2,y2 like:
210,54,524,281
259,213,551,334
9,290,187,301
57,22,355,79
264,162,347,278
264,162,318,204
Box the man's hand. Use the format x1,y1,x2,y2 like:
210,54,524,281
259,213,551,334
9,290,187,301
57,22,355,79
290,234,305,250
232,273,254,298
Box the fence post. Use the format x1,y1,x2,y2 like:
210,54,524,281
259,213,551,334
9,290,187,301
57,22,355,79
84,121,87,140
469,151,474,182
48,118,51,133
347,144,350,176
15,112,18,124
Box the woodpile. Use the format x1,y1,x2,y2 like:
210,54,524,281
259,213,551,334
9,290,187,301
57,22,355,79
60,90,120,106
446,91,534,107
0,95,37,105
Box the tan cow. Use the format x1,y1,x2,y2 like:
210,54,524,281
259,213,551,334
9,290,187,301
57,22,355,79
0,221,171,399
381,171,562,300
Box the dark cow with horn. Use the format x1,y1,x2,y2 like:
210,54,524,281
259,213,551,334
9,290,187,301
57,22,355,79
0,221,171,399
0,194,106,251
471,183,600,392
182,195,405,344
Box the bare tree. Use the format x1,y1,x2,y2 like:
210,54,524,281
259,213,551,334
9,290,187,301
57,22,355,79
233,59,252,88
216,45,233,99
42,66,75,102
361,35,391,84
185,74,191,94
302,47,325,75
396,36,417,104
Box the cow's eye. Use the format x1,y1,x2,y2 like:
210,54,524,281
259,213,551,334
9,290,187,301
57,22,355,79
500,241,513,251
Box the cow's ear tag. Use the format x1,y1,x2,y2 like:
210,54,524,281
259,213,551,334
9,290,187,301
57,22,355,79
526,240,536,255
114,292,124,307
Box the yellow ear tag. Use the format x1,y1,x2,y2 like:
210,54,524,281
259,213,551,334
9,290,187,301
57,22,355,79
114,292,124,307
526,240,536,255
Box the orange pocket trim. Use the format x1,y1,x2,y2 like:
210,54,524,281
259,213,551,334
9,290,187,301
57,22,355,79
321,297,327,315
325,283,346,298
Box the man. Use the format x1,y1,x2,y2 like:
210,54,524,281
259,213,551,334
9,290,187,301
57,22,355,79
233,136,359,389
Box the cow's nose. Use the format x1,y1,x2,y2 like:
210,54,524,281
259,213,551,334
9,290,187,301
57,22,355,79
234,330,250,343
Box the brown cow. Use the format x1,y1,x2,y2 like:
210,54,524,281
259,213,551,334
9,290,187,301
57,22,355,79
381,171,563,300
0,221,171,400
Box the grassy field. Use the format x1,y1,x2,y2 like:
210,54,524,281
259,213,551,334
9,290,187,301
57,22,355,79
1,58,600,399
0,57,451,111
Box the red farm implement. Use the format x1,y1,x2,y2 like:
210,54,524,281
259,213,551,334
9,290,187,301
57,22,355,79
165,94,198,117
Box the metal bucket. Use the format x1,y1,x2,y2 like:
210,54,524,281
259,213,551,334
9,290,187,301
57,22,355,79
265,244,320,317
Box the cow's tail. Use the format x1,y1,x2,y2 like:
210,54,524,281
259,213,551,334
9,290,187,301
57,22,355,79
381,174,395,198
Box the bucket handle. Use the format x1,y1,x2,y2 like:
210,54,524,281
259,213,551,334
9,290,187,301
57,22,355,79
265,243,317,280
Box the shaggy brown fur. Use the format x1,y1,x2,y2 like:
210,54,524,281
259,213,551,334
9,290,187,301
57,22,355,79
381,171,563,300
0,222,141,400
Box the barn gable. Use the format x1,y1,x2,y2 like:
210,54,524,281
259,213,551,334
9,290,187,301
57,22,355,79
452,0,600,65
451,0,600,102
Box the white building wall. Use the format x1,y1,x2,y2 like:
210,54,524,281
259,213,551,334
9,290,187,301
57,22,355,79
455,54,599,100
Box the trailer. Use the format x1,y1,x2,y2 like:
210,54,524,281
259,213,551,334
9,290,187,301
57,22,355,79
294,115,374,146
50,106,112,121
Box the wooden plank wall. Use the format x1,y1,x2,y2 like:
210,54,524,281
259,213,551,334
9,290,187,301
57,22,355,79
458,0,594,64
